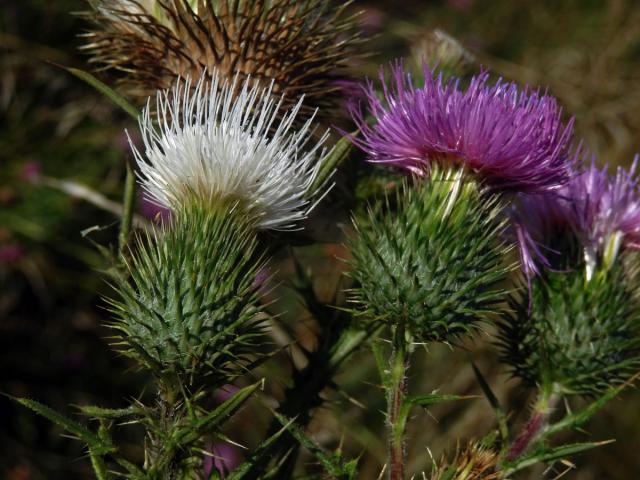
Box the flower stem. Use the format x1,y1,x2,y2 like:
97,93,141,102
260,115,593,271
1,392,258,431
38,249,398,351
387,322,410,480
501,384,561,473
119,161,136,255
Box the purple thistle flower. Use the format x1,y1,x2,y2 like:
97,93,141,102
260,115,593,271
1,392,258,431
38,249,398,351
513,156,640,279
0,244,25,263
348,62,574,193
567,157,640,276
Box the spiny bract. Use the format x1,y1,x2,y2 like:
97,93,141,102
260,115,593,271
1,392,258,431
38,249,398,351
108,201,267,387
497,264,640,396
348,167,513,343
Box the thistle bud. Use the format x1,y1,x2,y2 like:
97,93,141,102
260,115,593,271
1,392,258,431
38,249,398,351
497,265,640,396
108,201,266,388
348,167,513,343
411,29,475,76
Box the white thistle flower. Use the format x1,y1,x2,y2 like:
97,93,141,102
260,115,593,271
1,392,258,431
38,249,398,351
130,71,329,230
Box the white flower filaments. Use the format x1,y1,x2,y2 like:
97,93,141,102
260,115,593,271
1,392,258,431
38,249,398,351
131,71,329,230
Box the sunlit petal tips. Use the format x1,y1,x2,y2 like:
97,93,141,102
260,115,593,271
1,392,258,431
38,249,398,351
348,62,575,193
130,71,329,230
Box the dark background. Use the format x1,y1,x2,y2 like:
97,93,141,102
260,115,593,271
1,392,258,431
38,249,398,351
2,1,640,478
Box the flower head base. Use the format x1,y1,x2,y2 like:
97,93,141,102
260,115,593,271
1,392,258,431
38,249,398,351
349,63,574,193
109,202,267,387
131,71,329,230
83,0,361,122
348,167,513,343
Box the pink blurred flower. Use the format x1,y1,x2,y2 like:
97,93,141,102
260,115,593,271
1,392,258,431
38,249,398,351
0,244,25,263
138,193,171,224
360,7,386,34
20,161,42,183
203,441,241,478
447,0,474,11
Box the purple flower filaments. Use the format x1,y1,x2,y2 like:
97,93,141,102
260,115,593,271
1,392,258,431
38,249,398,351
348,62,574,193
510,191,569,280
514,156,640,279
568,157,640,275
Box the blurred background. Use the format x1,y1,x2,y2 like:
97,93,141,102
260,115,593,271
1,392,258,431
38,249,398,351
2,0,640,478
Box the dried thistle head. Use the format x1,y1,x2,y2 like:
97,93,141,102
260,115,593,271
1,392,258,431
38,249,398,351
82,0,361,122
412,29,475,76
430,442,499,480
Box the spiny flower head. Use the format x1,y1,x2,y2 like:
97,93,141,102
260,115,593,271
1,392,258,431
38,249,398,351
513,157,640,279
497,264,640,396
109,201,268,387
348,167,513,343
130,71,329,231
348,62,574,193
83,0,360,122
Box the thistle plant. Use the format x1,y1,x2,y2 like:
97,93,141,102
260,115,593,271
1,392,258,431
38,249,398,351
14,68,335,478
345,62,575,479
348,170,512,479
12,4,640,479
493,159,640,474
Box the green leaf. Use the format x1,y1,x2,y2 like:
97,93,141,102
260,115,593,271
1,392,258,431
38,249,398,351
504,440,614,475
113,457,147,479
89,448,113,480
406,392,475,408
179,381,261,444
309,132,357,196
76,404,140,420
225,421,293,480
371,341,390,389
270,412,357,479
13,397,113,454
472,362,509,445
545,370,640,437
64,67,139,119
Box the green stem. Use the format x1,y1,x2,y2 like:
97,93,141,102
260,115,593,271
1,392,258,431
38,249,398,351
145,384,185,479
499,385,561,475
387,323,410,480
119,161,136,255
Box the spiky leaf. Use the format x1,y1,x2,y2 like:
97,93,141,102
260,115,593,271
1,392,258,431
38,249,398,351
13,397,114,454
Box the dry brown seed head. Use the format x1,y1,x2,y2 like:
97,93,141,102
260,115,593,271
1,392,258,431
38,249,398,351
82,0,362,123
